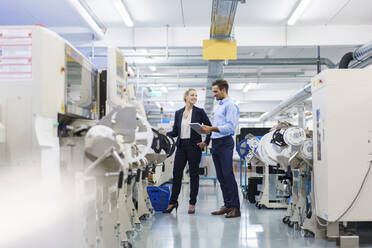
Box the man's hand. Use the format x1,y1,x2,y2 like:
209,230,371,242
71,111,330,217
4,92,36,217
199,125,212,134
197,142,207,149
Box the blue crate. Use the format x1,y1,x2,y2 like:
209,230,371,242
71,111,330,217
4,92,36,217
147,186,170,211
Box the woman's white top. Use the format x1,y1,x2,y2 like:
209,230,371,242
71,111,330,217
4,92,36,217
180,108,193,139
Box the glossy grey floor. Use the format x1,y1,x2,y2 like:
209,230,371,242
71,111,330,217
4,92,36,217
133,181,337,248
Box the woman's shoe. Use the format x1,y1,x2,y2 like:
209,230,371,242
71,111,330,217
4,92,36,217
188,205,195,214
162,203,178,214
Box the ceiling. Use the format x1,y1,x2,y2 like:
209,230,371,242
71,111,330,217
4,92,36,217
2,0,372,30
0,0,371,125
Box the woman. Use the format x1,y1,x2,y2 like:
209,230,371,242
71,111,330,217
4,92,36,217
163,88,212,214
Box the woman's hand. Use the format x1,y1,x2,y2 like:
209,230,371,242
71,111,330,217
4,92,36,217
197,142,207,149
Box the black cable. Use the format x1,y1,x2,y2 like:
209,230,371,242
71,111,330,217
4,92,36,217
118,170,124,189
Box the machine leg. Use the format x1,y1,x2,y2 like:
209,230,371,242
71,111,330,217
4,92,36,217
288,170,299,226
327,222,340,239
257,165,269,208
137,171,151,219
301,179,325,238
340,235,359,248
296,167,307,227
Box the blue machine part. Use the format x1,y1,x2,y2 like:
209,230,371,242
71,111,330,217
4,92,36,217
238,136,262,190
237,138,250,159
237,136,262,159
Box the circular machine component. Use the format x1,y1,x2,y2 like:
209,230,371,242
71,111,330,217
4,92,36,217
300,139,313,160
282,216,290,224
162,134,172,154
247,137,260,151
237,137,261,159
85,125,120,158
283,127,306,147
151,129,175,157
237,139,250,159
257,132,278,165
259,131,293,167
151,128,163,153
271,129,287,147
167,135,176,157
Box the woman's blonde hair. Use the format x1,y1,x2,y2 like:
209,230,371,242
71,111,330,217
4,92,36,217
184,88,196,102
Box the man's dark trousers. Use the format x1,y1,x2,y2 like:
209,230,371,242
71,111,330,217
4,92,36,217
211,135,240,209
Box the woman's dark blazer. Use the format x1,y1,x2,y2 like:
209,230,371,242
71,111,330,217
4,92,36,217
167,105,212,147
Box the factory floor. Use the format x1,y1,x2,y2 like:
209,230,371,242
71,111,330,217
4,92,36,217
133,181,338,248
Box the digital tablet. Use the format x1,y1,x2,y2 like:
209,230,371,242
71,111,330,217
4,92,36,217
189,123,203,135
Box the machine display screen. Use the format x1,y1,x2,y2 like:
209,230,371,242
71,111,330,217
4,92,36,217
65,45,98,119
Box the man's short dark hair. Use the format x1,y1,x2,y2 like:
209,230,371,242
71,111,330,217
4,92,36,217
212,79,229,93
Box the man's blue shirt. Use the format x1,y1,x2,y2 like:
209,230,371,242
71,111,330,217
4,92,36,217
211,97,240,139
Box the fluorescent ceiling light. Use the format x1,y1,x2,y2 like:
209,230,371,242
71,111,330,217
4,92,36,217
242,83,260,93
149,66,156,71
161,86,168,93
138,49,149,54
113,0,134,27
155,102,161,108
67,0,105,38
287,0,311,26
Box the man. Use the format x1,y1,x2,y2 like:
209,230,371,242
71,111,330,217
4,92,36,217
199,79,241,218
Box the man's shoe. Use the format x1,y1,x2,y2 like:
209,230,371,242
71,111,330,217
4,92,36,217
225,208,241,218
211,206,232,215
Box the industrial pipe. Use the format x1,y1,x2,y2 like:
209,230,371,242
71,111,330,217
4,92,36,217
258,84,311,123
339,40,372,69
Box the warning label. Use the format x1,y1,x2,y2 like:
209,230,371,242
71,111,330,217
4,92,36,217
0,28,32,80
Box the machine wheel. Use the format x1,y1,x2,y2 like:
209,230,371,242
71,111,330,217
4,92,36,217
282,216,290,224
122,241,133,248
242,191,248,200
255,202,259,207
135,223,142,230
294,222,300,230
288,221,294,228
257,204,263,209
301,229,315,238
306,210,312,219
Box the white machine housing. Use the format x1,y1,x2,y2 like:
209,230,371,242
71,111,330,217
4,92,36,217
106,47,129,111
0,26,98,167
312,69,372,222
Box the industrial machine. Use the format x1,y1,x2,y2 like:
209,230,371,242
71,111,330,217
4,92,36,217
0,26,98,170
246,124,307,210
240,134,289,209
310,68,372,239
0,26,175,248
78,107,154,248
241,122,314,229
